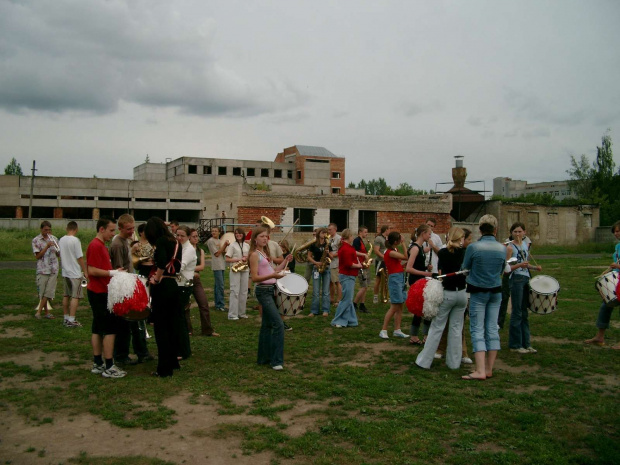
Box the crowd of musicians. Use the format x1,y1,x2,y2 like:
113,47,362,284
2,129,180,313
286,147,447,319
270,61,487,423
31,214,620,379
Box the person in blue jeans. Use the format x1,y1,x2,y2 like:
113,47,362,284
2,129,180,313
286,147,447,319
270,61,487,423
506,222,542,354
584,220,620,349
249,226,293,371
206,226,227,312
308,228,331,317
331,229,362,328
461,214,506,381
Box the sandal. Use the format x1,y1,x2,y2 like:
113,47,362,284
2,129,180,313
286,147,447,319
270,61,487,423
462,374,485,381
43,313,55,319
409,338,424,346
583,338,605,346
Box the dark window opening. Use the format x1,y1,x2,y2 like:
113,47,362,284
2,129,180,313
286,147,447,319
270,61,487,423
358,210,377,233
261,168,269,177
274,169,282,178
218,166,227,176
329,209,348,232
247,168,255,176
294,208,314,232
233,167,242,176
204,166,212,175
188,165,198,174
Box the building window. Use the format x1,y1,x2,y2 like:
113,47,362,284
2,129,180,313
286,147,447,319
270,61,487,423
246,168,255,177
288,170,293,179
358,210,377,233
332,172,341,179
297,170,302,180
204,165,212,175
218,166,227,176
232,167,242,176
332,187,341,194
294,208,314,232
527,211,539,226
274,169,282,178
261,168,269,177
188,165,197,174
583,213,592,227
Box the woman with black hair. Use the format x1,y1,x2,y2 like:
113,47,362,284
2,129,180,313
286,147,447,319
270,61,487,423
145,217,183,377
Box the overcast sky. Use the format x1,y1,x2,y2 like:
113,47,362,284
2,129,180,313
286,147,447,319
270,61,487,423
1,0,619,195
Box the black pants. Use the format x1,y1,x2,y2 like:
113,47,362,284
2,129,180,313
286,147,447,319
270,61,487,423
151,280,181,377
114,319,150,360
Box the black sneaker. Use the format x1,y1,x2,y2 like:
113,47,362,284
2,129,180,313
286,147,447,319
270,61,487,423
138,354,155,363
353,303,358,310
359,303,369,313
283,322,293,331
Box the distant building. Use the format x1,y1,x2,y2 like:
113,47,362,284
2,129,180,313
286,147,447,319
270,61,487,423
493,177,574,200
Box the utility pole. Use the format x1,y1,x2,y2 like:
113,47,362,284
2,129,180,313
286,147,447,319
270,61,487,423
28,160,36,229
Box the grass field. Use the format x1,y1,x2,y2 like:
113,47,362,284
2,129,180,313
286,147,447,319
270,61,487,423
0,233,618,464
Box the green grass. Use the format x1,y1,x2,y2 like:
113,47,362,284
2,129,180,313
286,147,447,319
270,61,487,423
0,248,619,464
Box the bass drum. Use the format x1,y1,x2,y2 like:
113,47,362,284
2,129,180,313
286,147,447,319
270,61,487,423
528,275,560,315
275,273,308,316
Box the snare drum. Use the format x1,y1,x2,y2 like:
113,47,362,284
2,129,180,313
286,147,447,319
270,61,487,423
275,273,308,316
528,275,560,315
595,271,620,307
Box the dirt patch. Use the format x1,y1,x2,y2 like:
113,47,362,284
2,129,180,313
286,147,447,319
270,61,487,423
0,313,29,322
508,384,552,394
531,336,582,345
0,350,70,369
0,399,291,465
0,327,33,338
492,359,540,375
1,306,25,311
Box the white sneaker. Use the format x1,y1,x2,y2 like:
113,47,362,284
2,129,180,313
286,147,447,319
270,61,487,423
526,346,538,354
379,330,389,339
373,295,379,304
228,316,239,320
434,353,443,359
393,329,409,338
102,365,127,378
334,324,344,328
272,365,283,371
91,363,105,374
461,357,473,364
239,315,249,319
510,348,529,354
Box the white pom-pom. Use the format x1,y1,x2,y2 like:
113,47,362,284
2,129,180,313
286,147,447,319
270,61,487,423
107,272,137,312
422,279,444,319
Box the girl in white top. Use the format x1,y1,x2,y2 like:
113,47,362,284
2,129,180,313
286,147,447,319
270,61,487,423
225,228,250,320
175,226,194,358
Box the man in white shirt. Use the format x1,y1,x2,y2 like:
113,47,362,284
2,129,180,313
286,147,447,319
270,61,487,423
59,221,88,327
424,218,443,275
207,226,227,312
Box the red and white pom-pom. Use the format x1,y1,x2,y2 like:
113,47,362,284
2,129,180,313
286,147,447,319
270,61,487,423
406,278,444,319
107,273,149,317
616,276,620,301
421,279,444,319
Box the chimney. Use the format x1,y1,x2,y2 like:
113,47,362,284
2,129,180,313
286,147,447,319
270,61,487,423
452,156,466,189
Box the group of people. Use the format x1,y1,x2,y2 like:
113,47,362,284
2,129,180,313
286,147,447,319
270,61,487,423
32,213,620,378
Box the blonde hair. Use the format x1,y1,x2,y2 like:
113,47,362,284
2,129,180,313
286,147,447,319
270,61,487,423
118,214,135,229
446,227,464,252
249,226,271,258
339,229,353,248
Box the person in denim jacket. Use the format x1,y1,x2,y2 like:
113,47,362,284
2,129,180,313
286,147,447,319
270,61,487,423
461,214,506,381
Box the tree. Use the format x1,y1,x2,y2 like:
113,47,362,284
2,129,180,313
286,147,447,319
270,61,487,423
348,178,429,196
567,130,620,225
4,158,23,175
145,154,151,163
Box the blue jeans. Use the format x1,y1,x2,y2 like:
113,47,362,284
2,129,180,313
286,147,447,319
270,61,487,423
596,301,617,329
311,268,331,315
255,285,284,367
331,275,358,327
469,291,501,353
509,274,531,349
213,270,225,309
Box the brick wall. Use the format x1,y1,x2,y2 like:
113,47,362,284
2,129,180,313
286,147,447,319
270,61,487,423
330,158,345,193
237,206,287,231
377,212,451,236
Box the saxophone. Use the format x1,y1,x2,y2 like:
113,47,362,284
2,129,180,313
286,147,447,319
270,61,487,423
316,234,332,273
361,240,374,269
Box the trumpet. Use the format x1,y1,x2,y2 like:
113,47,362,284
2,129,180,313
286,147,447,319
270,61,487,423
46,235,60,252
80,274,88,288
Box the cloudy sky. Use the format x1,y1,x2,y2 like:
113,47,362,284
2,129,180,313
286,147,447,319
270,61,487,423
1,0,619,195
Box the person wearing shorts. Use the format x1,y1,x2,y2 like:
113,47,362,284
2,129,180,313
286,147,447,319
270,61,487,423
58,221,88,327
327,223,342,305
86,217,126,379
32,221,60,319
379,231,409,339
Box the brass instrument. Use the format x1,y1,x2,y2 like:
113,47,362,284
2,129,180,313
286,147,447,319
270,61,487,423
261,216,276,230
293,236,315,263
361,240,373,269
231,259,249,272
379,267,389,303
316,234,332,273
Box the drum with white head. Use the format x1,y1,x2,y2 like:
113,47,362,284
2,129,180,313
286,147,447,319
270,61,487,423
595,271,619,307
528,275,560,314
275,273,308,316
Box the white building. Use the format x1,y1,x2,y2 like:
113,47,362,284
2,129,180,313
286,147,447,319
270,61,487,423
493,177,574,200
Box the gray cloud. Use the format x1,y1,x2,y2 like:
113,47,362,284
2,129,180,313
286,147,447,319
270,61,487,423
503,87,586,127
0,0,307,117
400,100,443,118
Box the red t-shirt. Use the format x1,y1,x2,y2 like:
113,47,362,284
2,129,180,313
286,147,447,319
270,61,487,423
86,237,112,294
384,248,404,274
338,242,359,276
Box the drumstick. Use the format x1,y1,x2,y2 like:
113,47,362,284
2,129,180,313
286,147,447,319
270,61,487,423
596,267,613,279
